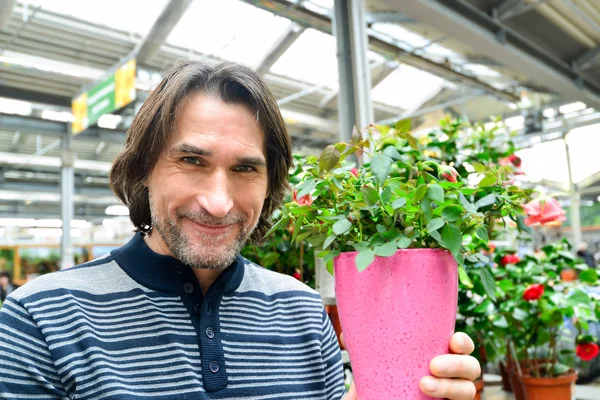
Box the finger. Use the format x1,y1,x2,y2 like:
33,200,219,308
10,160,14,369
420,376,476,400
430,354,481,380
341,381,358,400
449,332,474,355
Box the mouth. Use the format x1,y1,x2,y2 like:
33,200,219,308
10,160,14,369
186,218,235,236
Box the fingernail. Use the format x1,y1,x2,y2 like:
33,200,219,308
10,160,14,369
456,334,466,349
423,378,438,392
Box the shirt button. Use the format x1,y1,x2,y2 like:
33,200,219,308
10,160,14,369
205,327,215,339
209,361,219,373
173,264,183,275
183,282,194,294
193,304,201,315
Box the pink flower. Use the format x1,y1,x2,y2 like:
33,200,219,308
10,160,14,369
577,343,599,362
522,197,566,226
293,190,313,206
508,154,522,167
350,168,358,177
523,284,544,301
500,254,520,266
438,166,458,183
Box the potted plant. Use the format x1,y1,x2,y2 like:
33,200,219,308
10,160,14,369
273,121,530,399
495,240,600,400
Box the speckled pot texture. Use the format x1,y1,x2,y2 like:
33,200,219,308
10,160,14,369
334,249,458,400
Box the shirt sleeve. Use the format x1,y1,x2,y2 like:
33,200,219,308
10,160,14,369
321,307,345,400
0,296,69,399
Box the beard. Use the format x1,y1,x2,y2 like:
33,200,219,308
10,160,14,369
150,197,256,271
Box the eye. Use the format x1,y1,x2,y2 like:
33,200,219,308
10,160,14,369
235,165,257,172
182,157,201,165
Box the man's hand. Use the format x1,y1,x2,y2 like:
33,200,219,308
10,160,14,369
341,332,480,400
419,332,480,399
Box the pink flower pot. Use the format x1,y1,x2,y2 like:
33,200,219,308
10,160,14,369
334,249,458,400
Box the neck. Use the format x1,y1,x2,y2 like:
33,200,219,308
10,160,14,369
144,231,223,295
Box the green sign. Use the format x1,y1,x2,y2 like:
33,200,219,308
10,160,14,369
87,74,116,127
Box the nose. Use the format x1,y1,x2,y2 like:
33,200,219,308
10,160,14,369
196,170,234,218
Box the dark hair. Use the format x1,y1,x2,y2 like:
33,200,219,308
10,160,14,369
110,61,293,243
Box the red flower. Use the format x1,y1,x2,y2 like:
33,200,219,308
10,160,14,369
500,254,520,266
522,197,566,226
293,271,301,280
508,154,522,167
438,166,458,183
577,343,600,362
293,190,313,206
350,167,358,177
523,284,544,301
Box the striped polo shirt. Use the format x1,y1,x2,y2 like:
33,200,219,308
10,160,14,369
0,233,345,400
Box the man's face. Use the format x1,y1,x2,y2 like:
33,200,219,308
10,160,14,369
146,92,268,271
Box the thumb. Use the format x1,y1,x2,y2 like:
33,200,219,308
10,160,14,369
342,381,358,400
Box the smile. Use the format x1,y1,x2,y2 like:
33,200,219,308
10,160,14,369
186,218,234,235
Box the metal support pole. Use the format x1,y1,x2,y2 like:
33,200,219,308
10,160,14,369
332,0,374,142
564,137,582,247
60,130,75,269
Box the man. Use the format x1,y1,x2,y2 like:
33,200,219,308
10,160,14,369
0,271,18,303
0,61,479,399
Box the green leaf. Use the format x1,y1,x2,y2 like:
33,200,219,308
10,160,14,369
553,363,571,376
326,259,334,275
296,179,317,199
579,269,598,284
406,135,418,150
261,252,280,268
479,173,497,188
476,227,489,241
375,242,398,257
458,266,473,288
383,146,402,160
415,185,428,202
475,193,496,209
332,218,353,235
291,217,304,243
516,215,533,234
442,205,463,222
371,154,393,184
458,192,477,213
323,234,336,250
265,217,288,238
305,233,327,247
421,199,432,221
427,184,444,203
566,289,591,306
396,236,412,249
392,197,407,210
381,187,393,204
427,218,445,232
356,250,375,272
513,308,529,321
479,267,496,302
361,186,379,207
492,316,509,329
441,224,462,255
318,145,341,174
498,279,515,292
395,118,411,134
474,298,493,314
472,162,486,173
429,230,442,243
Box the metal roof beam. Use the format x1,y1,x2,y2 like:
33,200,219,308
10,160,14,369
0,0,14,30
255,22,304,76
0,84,71,107
392,0,600,110
135,0,193,64
319,61,398,110
574,46,600,72
365,12,414,25
240,0,519,103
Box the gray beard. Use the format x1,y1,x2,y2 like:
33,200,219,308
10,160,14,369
150,198,255,271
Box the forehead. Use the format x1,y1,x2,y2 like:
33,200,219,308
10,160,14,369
169,92,265,156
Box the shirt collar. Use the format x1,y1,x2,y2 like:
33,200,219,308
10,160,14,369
111,232,244,295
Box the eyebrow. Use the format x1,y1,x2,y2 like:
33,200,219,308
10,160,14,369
171,144,267,168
